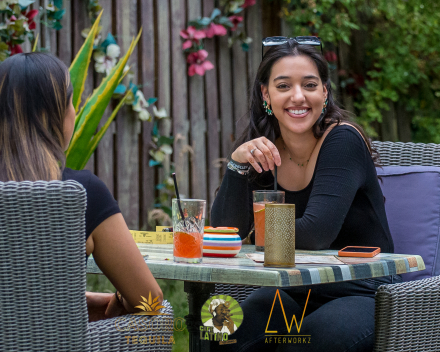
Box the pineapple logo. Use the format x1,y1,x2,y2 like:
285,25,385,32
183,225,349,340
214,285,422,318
133,292,169,315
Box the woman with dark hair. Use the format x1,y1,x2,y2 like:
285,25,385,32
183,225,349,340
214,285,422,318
0,53,162,321
211,38,400,351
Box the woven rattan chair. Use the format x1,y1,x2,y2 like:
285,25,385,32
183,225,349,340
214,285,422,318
214,141,440,352
0,180,173,352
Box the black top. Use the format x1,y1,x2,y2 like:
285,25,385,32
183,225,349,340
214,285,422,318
211,125,394,252
62,168,121,241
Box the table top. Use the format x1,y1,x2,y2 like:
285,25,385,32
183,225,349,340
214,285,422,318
86,244,425,287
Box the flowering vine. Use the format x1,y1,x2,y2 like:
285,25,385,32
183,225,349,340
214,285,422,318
180,0,255,76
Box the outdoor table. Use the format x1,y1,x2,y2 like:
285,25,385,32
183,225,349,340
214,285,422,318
86,244,425,352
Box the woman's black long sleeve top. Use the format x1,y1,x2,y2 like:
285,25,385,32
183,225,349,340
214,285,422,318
211,125,394,252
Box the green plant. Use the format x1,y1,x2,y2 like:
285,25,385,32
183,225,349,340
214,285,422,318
65,11,141,169
281,0,440,142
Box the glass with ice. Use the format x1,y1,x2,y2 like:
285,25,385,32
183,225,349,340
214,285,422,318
253,191,285,251
172,199,206,263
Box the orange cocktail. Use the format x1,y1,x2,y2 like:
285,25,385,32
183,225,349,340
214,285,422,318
172,198,206,264
173,231,203,259
253,191,285,252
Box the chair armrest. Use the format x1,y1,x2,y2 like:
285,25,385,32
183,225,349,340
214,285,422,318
87,300,174,351
374,275,440,352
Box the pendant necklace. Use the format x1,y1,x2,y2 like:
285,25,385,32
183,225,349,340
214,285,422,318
282,138,318,167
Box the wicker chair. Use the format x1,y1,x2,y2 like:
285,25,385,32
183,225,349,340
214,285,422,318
0,180,173,352
213,141,440,352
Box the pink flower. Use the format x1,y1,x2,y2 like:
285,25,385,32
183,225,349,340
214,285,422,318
180,26,206,50
324,51,337,62
229,15,243,31
187,49,214,76
242,0,256,8
204,23,227,38
24,9,38,30
9,44,23,56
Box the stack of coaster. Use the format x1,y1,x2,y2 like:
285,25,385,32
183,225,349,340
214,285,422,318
203,227,242,257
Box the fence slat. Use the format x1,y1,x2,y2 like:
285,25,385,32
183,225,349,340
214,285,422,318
232,41,249,140
246,1,262,87
58,2,72,65
157,0,172,200
203,0,220,212
170,0,189,199
139,0,155,229
115,0,140,229
218,35,234,174
188,0,207,201
96,0,115,196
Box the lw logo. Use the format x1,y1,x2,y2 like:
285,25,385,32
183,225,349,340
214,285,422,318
264,289,312,345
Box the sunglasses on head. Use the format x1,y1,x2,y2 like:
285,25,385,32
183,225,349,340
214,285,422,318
261,36,323,59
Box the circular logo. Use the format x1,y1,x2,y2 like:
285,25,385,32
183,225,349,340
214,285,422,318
201,295,244,335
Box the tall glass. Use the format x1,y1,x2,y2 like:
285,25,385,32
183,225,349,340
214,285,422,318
253,191,285,251
172,199,206,264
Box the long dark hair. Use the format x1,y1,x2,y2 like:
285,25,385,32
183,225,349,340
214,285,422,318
232,40,377,180
0,53,73,181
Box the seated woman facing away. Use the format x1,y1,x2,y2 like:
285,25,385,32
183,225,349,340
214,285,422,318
211,38,400,352
0,53,162,321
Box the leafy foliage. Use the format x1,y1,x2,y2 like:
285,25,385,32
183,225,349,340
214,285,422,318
282,0,440,141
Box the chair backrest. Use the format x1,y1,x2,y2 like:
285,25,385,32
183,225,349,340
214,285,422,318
0,180,88,351
373,141,440,281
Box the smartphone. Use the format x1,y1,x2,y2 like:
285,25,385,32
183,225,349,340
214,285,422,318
338,246,381,258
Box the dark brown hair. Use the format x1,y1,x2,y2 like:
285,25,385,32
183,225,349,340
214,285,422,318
232,40,377,180
0,53,73,181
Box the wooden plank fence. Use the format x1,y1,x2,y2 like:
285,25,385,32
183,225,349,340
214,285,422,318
28,0,282,229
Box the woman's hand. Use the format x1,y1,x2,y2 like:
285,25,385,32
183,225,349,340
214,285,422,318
231,137,281,173
86,291,128,322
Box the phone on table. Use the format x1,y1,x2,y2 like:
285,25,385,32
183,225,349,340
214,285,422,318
338,246,381,258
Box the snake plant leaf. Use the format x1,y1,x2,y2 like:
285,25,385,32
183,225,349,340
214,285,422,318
65,29,142,170
69,10,103,113
76,90,130,170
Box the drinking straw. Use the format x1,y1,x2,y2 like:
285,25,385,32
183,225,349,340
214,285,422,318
172,173,186,224
274,165,278,191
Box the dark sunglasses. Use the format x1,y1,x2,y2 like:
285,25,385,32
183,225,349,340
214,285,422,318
261,36,323,59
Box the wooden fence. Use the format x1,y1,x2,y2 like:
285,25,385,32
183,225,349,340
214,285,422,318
25,0,284,229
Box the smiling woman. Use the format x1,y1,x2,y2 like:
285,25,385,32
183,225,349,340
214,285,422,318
210,39,398,352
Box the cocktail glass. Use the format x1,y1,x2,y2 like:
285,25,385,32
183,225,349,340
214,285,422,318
172,199,206,263
253,191,285,251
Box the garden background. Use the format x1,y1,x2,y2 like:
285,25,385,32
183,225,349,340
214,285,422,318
3,0,439,350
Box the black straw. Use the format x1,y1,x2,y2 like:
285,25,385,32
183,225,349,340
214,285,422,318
172,173,186,224
274,165,278,191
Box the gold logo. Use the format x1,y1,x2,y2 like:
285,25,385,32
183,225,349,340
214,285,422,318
133,292,168,315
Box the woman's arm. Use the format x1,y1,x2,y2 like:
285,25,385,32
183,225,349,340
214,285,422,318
86,213,163,313
211,168,253,240
295,126,368,249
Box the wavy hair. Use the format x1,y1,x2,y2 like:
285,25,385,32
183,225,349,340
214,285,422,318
232,40,377,180
0,53,73,181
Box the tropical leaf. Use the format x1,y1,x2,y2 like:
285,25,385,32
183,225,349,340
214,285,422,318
148,291,152,305
76,90,131,169
65,29,142,169
134,305,146,311
140,302,152,311
151,301,160,310
153,305,166,311
153,296,159,303
69,11,103,112
140,295,148,303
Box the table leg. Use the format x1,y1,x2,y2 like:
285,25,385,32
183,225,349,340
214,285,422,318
184,282,215,352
